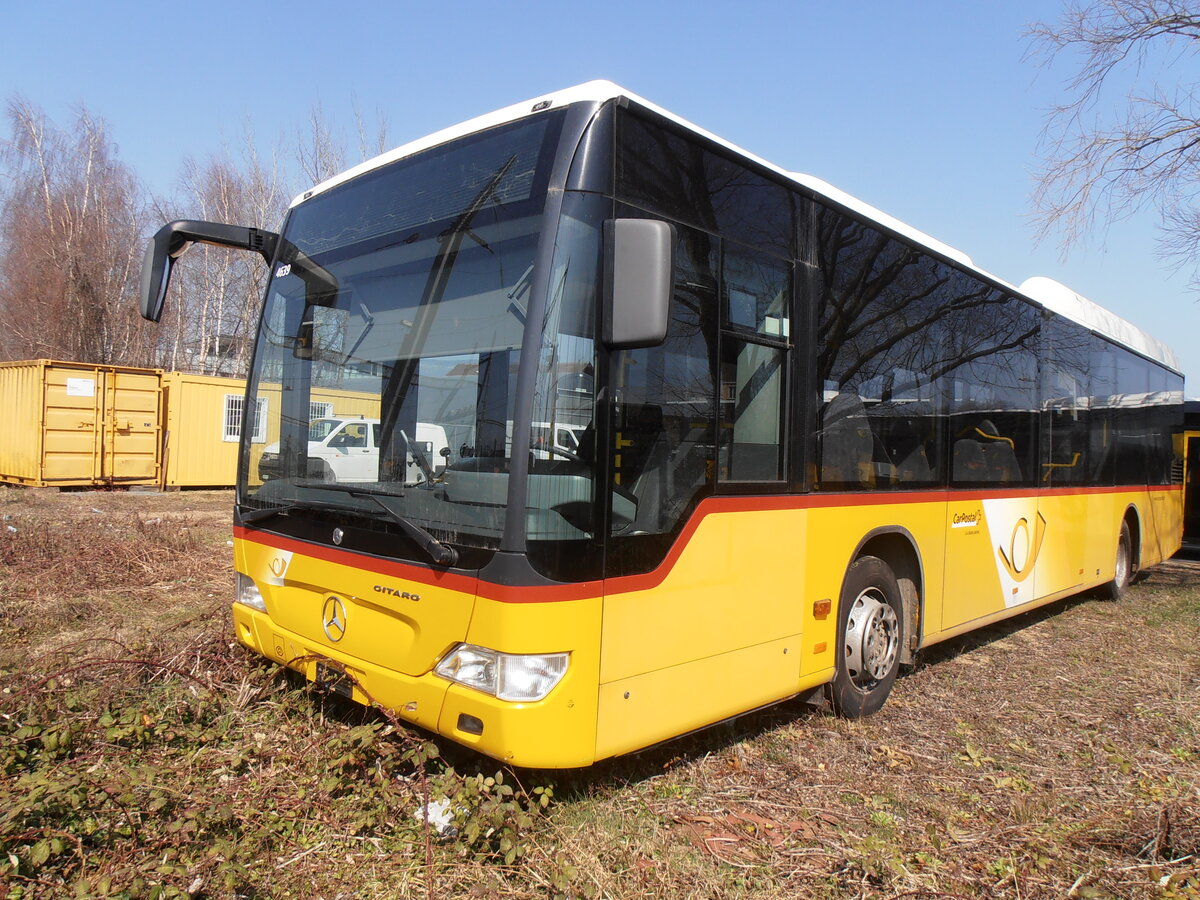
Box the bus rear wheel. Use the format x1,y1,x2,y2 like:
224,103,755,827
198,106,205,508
1102,521,1133,602
828,555,904,719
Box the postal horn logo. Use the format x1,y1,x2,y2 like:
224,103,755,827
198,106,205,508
997,512,1047,583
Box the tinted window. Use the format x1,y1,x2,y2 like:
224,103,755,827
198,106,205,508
1093,342,1183,486
1089,337,1118,484
724,244,791,338
1042,317,1092,485
1112,349,1151,484
720,338,786,481
944,292,1039,488
1146,364,1182,485
813,208,949,490
606,216,719,577
616,109,796,259
287,111,565,257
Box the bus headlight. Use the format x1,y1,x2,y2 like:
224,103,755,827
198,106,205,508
236,573,268,612
435,644,568,702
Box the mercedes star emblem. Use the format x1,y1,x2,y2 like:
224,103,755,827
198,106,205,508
321,595,347,642
332,527,344,546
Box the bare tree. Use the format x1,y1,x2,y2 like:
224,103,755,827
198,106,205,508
352,94,390,163
296,100,346,187
162,128,287,376
158,102,387,377
0,98,153,365
1028,1,1200,278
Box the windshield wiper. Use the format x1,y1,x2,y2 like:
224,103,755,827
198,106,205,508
342,301,376,362
291,482,459,567
378,155,519,460
239,498,377,524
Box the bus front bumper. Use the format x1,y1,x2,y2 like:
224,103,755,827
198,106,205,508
230,602,599,768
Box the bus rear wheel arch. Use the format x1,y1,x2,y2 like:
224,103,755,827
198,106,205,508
827,555,905,718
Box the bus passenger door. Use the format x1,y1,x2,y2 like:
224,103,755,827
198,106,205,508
1035,383,1088,601
943,494,1039,628
1034,330,1091,600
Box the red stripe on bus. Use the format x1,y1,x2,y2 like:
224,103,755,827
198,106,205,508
234,483,1179,603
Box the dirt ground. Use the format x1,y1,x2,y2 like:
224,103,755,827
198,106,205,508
1,486,1198,898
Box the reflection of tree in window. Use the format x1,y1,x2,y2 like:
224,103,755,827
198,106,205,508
1043,317,1092,484
616,112,797,259
814,207,1040,489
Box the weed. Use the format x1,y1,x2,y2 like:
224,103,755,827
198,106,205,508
2,490,1199,898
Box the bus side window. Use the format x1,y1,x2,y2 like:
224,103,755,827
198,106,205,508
719,339,786,482
819,392,874,488
976,420,1022,482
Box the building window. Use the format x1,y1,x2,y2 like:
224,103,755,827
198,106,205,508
310,400,334,419
224,394,267,443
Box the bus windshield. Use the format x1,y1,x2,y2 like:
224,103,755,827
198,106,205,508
239,110,570,561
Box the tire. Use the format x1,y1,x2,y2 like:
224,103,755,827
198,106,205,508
305,459,336,482
1102,521,1133,602
827,555,904,718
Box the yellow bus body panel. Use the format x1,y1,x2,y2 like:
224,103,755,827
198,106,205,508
231,482,1182,768
233,530,603,767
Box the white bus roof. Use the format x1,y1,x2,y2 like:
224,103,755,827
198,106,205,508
296,80,1180,373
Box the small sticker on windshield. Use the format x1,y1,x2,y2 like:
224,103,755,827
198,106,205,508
275,264,292,278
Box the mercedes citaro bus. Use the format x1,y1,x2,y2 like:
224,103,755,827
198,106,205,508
138,82,1183,767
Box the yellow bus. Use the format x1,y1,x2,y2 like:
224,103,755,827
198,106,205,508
138,82,1184,767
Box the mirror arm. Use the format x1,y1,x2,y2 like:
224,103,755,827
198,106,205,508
139,219,280,322
161,219,279,263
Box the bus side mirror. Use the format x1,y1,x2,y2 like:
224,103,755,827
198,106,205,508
138,220,280,322
139,224,189,322
603,218,674,349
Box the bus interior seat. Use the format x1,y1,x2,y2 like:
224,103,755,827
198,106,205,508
974,419,1021,482
896,443,933,483
952,439,988,482
981,440,1021,482
820,392,874,487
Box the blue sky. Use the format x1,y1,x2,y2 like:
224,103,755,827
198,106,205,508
4,0,1197,388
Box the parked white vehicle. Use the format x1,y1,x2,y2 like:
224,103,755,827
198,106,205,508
530,421,588,459
258,417,449,484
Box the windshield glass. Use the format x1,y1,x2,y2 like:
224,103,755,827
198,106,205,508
239,111,568,563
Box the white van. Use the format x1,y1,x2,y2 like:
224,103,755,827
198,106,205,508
530,421,588,459
259,417,449,484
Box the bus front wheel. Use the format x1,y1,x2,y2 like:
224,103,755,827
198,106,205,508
828,555,904,719
1102,521,1133,602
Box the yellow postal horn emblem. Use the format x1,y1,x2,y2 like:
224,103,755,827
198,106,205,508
998,512,1047,583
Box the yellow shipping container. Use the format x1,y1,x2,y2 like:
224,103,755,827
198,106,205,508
160,372,249,489
1,361,387,490
0,359,163,488
164,375,382,488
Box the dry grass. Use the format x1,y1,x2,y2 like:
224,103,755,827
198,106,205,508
544,564,1200,899
1,486,1198,898
0,486,231,661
